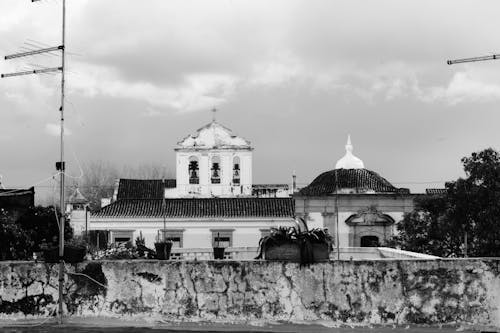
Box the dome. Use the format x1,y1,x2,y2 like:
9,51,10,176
68,187,88,204
335,135,364,169
299,169,399,196
176,121,251,150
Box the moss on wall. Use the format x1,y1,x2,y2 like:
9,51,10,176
0,259,498,327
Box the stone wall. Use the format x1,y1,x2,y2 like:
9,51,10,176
0,259,499,327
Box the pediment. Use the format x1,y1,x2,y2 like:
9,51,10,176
345,207,395,226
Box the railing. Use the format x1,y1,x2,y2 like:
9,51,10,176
170,247,259,260
169,247,439,261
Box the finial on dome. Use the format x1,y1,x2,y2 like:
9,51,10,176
346,134,353,153
335,135,365,169
211,107,217,122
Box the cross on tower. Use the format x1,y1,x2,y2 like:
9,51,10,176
211,107,217,122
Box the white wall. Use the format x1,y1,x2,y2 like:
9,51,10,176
175,149,252,197
90,218,294,248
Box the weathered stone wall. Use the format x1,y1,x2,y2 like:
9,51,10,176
0,259,499,327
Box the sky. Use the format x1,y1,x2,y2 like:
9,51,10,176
1,0,500,202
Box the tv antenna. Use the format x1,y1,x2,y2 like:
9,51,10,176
1,0,67,323
447,54,500,65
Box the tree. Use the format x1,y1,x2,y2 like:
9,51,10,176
73,161,173,211
392,148,500,257
0,209,31,260
17,206,73,251
0,206,73,260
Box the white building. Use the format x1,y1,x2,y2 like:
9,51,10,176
171,121,253,198
294,136,420,248
88,120,295,252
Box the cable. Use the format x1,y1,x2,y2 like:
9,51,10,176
0,173,60,196
66,272,107,289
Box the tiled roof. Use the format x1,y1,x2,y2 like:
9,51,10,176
0,187,35,209
426,188,447,195
116,179,176,200
93,198,295,219
299,169,398,196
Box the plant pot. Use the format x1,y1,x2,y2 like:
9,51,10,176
64,245,87,263
154,242,172,260
264,243,301,262
312,243,330,261
42,247,59,263
213,247,225,260
42,245,86,263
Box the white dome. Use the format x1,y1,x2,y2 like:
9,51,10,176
177,121,251,150
335,135,365,169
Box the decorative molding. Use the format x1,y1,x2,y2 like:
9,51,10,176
345,207,395,226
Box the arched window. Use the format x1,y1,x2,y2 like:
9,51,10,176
188,156,199,184
211,155,221,184
232,156,240,185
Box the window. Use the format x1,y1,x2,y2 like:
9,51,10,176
160,229,184,248
233,157,240,185
211,156,221,184
188,157,199,184
211,230,233,247
112,230,134,244
360,235,379,247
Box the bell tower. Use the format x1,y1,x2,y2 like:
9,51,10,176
174,116,253,197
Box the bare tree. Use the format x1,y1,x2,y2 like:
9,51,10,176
69,161,173,211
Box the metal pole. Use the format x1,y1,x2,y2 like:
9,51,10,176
58,0,66,324
85,205,88,242
334,169,340,261
464,231,468,258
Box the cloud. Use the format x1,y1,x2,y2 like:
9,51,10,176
45,123,71,137
424,72,500,105
68,62,238,113
249,52,304,87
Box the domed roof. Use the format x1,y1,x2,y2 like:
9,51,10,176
176,121,251,150
299,169,399,196
335,135,364,169
68,187,88,204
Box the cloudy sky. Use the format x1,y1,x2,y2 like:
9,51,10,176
1,0,500,200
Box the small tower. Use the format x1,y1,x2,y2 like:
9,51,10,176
67,186,89,236
175,114,253,197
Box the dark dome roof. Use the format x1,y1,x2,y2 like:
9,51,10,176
299,169,400,196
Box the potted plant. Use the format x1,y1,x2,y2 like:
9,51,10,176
64,237,87,263
297,228,333,263
257,226,301,261
213,232,226,260
256,225,333,265
135,232,146,257
154,231,172,260
41,238,59,263
42,236,87,263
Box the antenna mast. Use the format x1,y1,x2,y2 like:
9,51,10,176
2,0,67,323
447,54,500,65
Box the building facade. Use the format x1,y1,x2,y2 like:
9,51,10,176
88,120,295,250
294,136,419,247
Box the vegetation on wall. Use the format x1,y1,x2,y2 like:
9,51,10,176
392,148,500,257
0,206,73,260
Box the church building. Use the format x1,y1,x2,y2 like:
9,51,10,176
294,136,420,248
88,119,295,253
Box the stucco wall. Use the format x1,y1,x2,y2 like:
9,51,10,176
0,259,499,327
